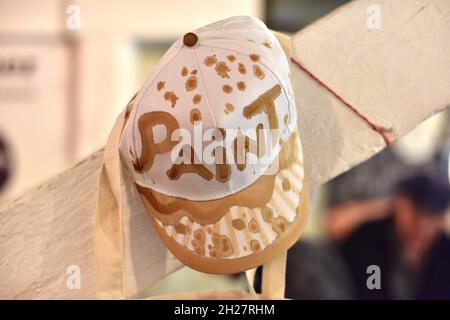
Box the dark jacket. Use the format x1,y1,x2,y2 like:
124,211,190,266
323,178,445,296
339,217,450,300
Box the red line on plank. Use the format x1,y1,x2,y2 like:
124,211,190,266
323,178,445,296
290,57,390,146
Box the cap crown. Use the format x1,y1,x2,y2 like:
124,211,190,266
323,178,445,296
121,16,298,200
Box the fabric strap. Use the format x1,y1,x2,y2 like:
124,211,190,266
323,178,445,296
95,105,130,299
260,252,287,299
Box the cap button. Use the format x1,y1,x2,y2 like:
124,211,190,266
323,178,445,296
183,32,198,47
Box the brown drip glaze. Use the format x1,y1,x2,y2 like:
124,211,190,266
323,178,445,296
133,111,180,172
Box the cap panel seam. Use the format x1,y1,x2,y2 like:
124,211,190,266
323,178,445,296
190,46,217,128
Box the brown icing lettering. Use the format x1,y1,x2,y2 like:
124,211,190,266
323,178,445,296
133,111,180,172
243,84,281,131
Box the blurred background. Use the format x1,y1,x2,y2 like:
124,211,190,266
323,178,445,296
1,0,449,299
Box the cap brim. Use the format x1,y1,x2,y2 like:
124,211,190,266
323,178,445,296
136,129,308,274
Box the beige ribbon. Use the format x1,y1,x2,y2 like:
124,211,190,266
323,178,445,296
261,252,287,299
95,104,131,299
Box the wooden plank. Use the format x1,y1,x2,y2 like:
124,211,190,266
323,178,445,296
291,0,450,186
0,150,182,299
1,0,450,299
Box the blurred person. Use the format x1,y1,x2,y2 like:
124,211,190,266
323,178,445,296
327,171,450,299
253,239,355,299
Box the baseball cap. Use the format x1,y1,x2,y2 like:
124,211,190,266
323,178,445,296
118,16,308,274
